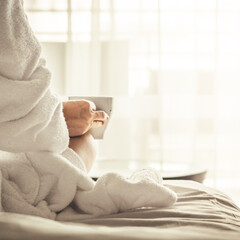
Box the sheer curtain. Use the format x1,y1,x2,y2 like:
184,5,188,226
24,0,240,205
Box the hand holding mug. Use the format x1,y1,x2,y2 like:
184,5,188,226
62,100,109,137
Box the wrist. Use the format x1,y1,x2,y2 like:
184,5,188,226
68,133,97,173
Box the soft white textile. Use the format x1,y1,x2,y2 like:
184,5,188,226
57,169,177,220
0,150,94,219
0,0,177,220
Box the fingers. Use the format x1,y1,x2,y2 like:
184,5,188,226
91,111,109,129
85,100,96,111
92,111,109,121
91,121,104,129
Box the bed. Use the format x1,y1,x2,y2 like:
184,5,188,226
0,180,239,240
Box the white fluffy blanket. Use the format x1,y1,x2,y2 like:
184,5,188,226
0,0,177,220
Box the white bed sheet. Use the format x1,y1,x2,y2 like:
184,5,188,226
0,180,240,240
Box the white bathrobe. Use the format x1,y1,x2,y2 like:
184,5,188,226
0,0,177,220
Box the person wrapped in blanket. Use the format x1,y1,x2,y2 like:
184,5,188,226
0,0,177,221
